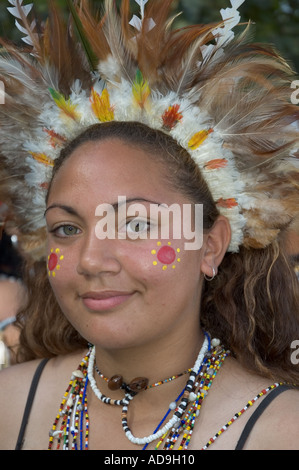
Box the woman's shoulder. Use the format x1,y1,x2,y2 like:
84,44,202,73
246,385,299,450
211,357,299,450
236,364,299,450
0,348,86,388
0,350,86,450
0,358,43,402
0,359,43,449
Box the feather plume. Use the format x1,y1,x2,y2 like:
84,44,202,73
217,198,238,209
188,129,214,150
134,0,149,20
76,0,110,62
162,104,183,130
0,0,298,258
43,128,67,148
134,0,175,85
43,4,92,95
204,159,228,170
49,88,80,121
7,0,41,55
132,69,151,109
29,152,54,167
101,0,136,83
66,0,98,72
90,88,114,122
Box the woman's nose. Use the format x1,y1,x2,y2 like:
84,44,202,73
77,231,122,278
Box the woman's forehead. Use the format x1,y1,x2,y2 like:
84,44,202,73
47,138,185,207
60,138,159,169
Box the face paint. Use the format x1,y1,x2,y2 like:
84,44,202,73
48,248,64,277
151,241,181,271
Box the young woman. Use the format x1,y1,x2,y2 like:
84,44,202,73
0,0,299,450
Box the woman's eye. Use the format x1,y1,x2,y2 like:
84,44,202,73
126,219,149,234
52,225,81,237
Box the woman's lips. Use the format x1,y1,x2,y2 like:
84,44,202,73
80,291,134,312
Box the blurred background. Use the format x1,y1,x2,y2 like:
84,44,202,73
0,0,298,71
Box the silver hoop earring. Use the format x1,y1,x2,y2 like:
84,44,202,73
204,267,217,282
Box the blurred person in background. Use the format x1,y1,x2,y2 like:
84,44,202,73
0,207,26,368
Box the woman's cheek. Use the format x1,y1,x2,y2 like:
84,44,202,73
126,240,183,284
150,241,182,272
47,247,65,278
46,247,76,312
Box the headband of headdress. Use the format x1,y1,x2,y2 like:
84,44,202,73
0,0,298,261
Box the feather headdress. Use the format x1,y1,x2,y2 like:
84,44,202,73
0,0,298,260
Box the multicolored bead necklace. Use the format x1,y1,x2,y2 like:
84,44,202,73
87,333,212,445
153,344,228,450
47,334,283,450
48,333,224,450
48,352,90,450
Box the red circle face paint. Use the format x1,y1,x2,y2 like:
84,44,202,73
47,248,64,277
151,242,181,271
157,245,176,265
48,252,58,271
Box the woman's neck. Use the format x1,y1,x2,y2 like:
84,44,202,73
92,327,205,395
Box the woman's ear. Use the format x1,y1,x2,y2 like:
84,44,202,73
200,216,231,278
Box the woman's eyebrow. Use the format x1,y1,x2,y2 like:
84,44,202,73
44,204,80,217
112,197,164,211
45,199,165,217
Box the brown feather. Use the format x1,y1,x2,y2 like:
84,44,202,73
43,3,91,94
77,0,110,61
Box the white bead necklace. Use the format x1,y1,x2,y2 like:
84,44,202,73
87,334,210,446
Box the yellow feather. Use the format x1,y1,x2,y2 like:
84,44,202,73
49,88,80,121
90,88,114,122
132,70,151,109
29,152,54,167
188,129,213,150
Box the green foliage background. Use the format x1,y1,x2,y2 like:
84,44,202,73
0,0,298,71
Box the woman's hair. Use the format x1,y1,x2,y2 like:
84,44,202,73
16,121,299,384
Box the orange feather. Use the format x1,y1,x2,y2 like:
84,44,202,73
204,159,228,170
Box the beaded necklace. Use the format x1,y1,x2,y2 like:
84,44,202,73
87,334,212,445
201,382,283,449
48,352,90,450
155,345,228,450
47,336,285,450
49,333,226,450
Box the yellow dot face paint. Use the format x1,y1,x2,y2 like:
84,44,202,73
151,241,181,271
48,248,64,277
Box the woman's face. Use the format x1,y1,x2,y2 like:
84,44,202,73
45,138,204,350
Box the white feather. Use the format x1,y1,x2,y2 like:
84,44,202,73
7,1,37,47
0,57,40,94
134,0,148,20
7,3,33,20
213,0,245,47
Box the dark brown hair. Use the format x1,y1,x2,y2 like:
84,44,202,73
16,121,299,384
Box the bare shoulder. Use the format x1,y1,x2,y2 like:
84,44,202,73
205,358,299,450
0,359,42,402
0,359,43,449
0,350,86,450
245,386,299,450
